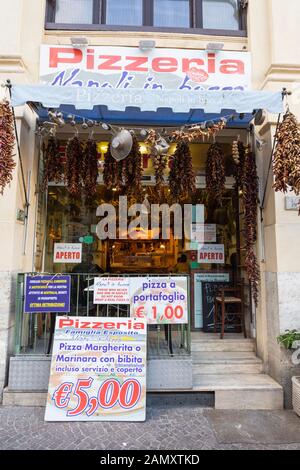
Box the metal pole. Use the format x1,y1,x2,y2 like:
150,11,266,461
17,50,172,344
23,170,31,255
6,80,30,213
14,274,23,355
76,275,80,316
259,112,282,217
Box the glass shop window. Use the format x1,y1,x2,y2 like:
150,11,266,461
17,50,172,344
153,0,190,28
46,0,246,34
106,0,143,26
54,0,94,24
202,0,240,31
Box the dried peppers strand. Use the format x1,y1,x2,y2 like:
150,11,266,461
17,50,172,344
273,111,300,196
123,135,142,196
42,135,64,190
65,135,83,197
169,141,195,200
206,143,226,206
0,100,16,195
242,145,260,306
82,138,99,197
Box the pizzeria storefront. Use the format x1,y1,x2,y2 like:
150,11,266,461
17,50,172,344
3,44,284,401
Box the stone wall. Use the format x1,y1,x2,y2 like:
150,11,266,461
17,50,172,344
264,272,300,408
0,272,17,399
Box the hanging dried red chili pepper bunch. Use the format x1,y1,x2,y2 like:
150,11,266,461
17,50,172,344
205,143,226,206
42,135,64,190
273,111,300,196
153,152,168,192
103,144,119,190
243,146,259,245
242,145,260,306
0,100,16,195
236,141,246,189
123,135,142,196
65,135,83,197
169,141,195,200
244,247,260,306
82,138,99,197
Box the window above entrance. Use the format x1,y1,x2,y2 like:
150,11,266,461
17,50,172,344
45,0,247,36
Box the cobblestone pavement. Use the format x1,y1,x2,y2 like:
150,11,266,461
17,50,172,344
0,398,300,450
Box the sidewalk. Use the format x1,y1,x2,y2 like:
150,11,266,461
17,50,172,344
0,394,300,450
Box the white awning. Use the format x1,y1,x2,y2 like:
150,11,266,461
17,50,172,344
11,85,283,114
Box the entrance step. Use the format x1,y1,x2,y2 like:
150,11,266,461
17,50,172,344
2,389,47,407
190,334,283,409
192,351,263,374
192,374,283,410
191,336,255,353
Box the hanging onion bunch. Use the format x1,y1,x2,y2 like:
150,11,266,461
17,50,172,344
145,129,157,147
169,141,195,200
232,139,246,188
0,100,16,195
242,146,260,306
146,135,169,192
42,135,63,190
232,139,240,164
65,135,83,197
123,135,142,196
273,111,300,196
82,138,99,197
206,143,226,206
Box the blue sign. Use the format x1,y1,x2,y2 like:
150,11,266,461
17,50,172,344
24,275,71,313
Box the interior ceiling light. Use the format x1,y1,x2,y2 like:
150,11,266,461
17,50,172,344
139,144,148,155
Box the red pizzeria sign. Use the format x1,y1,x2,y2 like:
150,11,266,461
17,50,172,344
40,45,251,91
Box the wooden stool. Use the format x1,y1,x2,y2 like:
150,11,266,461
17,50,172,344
214,281,246,339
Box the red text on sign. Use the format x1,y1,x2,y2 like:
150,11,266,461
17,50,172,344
52,378,141,416
49,48,245,76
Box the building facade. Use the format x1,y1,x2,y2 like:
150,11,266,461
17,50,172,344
0,0,300,408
